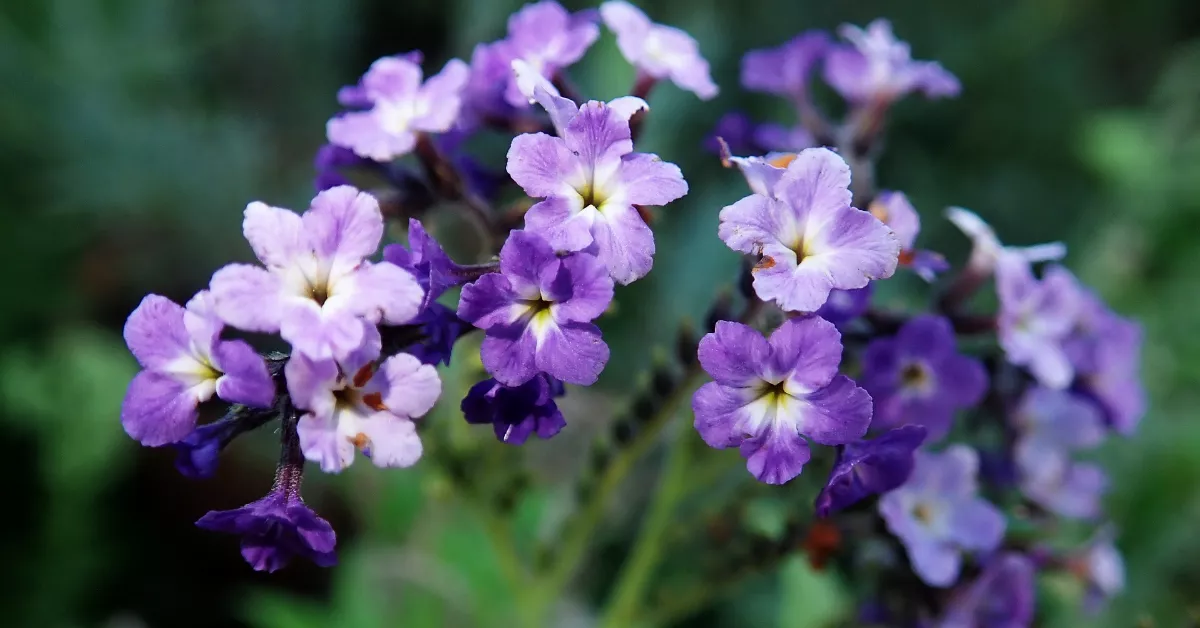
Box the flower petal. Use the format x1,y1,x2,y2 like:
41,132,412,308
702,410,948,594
775,147,852,222
796,375,873,445
213,339,276,407
280,300,369,363
243,201,306,268
297,411,356,473
121,370,201,446
692,382,751,448
210,263,284,332
340,261,424,326
906,538,962,587
123,294,191,370
549,253,613,323
480,324,540,386
412,58,469,132
591,202,654,284
303,185,384,277
506,132,576,198
458,274,517,329
379,353,442,418
768,316,843,393
524,197,595,253
536,321,610,385
360,414,423,468
946,498,1006,552
327,110,417,161
697,320,771,386
739,422,812,485
617,153,688,206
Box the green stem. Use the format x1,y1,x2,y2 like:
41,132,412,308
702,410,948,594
476,505,537,624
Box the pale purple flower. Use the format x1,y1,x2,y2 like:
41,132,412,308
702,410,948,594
209,186,423,362
754,123,815,154
457,230,613,386
719,147,900,312
1070,525,1125,612
1064,286,1146,435
507,65,687,284
462,374,566,444
121,292,274,447
287,325,441,473
823,19,960,105
861,315,987,440
600,1,717,99
945,206,1066,275
815,286,873,327
996,258,1080,389
461,41,520,124
938,553,1036,628
196,478,336,572
691,317,873,485
741,31,830,100
501,1,599,107
327,54,469,161
1012,387,1107,519
868,191,947,281
879,445,1006,587
815,425,927,517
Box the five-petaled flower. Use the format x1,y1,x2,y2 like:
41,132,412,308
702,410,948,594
692,316,873,485
741,31,830,102
457,230,613,386
209,185,423,363
995,257,1080,389
121,291,275,447
600,1,718,99
1013,387,1108,519
719,147,899,312
823,19,960,105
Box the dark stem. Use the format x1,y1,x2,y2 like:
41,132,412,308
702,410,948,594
273,402,306,500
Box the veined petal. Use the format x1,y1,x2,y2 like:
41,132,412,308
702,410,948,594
480,324,540,386
359,413,423,468
297,411,356,473
209,263,285,332
739,421,812,485
697,320,771,386
796,375,873,445
507,132,577,198
121,370,202,446
327,110,418,161
123,294,192,371
551,253,614,323
458,274,517,329
379,353,442,418
565,101,634,177
525,197,596,253
692,382,755,448
775,147,853,223
284,353,340,418
243,201,306,268
617,153,688,206
718,194,789,254
805,207,901,288
768,316,843,393
212,339,276,407
303,185,385,277
591,202,655,284
339,261,424,326
280,300,370,363
536,321,609,385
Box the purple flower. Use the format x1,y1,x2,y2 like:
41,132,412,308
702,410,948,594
1064,287,1146,435
196,482,337,572
461,41,520,124
705,112,759,156
458,230,613,386
815,425,927,517
327,55,469,161
691,317,873,485
719,147,899,312
121,292,274,447
507,66,687,284
462,374,566,444
996,258,1080,389
741,31,830,101
287,325,441,473
1069,525,1125,612
945,207,1066,275
860,315,987,440
209,186,423,362
1012,387,1107,519
599,1,717,99
868,191,947,281
815,286,873,327
823,19,960,105
938,553,1036,628
879,445,1006,587
383,218,468,311
405,302,470,367
501,1,599,107
754,123,815,154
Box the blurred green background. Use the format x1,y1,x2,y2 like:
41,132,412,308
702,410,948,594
2,0,1199,626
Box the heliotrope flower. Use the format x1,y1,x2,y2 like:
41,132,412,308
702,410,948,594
945,206,1066,275
815,424,927,517
719,147,899,312
1068,525,1125,612
937,553,1036,628
209,185,423,362
507,65,687,284
691,316,873,485
457,230,613,386
501,1,599,107
860,315,987,440
121,292,274,447
867,191,948,281
879,445,1006,587
287,325,441,473
327,54,469,161
1013,387,1107,519
1063,285,1146,435
462,374,566,444
599,1,717,99
823,19,960,105
741,31,830,101
815,286,873,328
995,257,1080,389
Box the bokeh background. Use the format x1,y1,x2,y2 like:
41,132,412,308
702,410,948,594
3,0,1199,626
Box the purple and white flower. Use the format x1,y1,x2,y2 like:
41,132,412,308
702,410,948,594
501,1,599,108
937,553,1036,628
815,425,927,517
719,147,899,312
1013,387,1107,519
880,445,1006,587
996,258,1080,389
507,65,687,284
287,325,441,473
457,230,613,386
823,19,960,105
121,292,274,447
196,480,337,572
327,54,469,161
692,317,873,485
868,191,948,281
741,31,830,101
600,1,717,99
209,186,423,362
462,374,566,444
860,315,988,440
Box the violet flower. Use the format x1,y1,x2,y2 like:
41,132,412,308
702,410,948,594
823,19,960,105
507,64,687,284
815,424,927,517
121,292,274,447
754,123,815,154
327,54,469,161
815,286,873,328
600,1,718,99
741,31,830,101
868,191,948,281
1013,387,1107,519
879,445,1006,587
719,147,899,312
209,186,423,362
996,257,1080,389
462,374,566,444
860,315,988,440
1064,286,1146,435
937,553,1036,628
457,230,613,386
705,112,760,156
383,218,469,311
692,317,873,485
501,1,599,107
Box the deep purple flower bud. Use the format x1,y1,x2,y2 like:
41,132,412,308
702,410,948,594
868,191,947,281
383,218,470,311
937,553,1036,628
823,19,960,105
996,258,1080,389
121,291,275,447
879,445,1006,587
501,1,599,107
691,317,873,485
457,230,613,386
719,147,899,312
860,315,988,440
600,1,717,99
1013,387,1107,519
462,374,566,444
173,415,259,479
815,286,873,327
815,425,927,517
405,302,471,367
741,31,830,101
